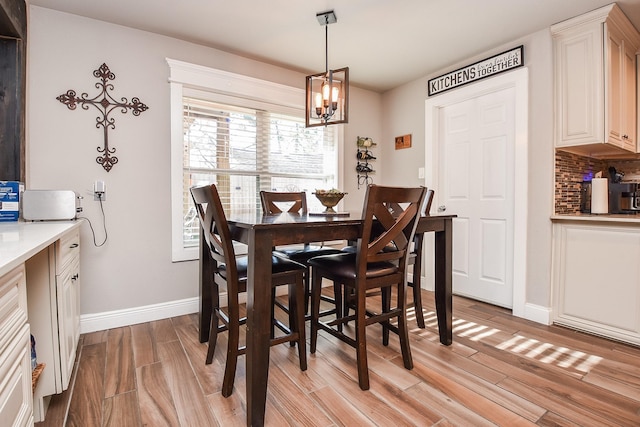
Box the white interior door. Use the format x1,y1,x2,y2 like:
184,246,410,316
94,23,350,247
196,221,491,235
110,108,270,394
438,86,516,308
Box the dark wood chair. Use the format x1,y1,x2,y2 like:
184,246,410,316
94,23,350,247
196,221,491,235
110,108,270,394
341,188,435,328
191,184,307,397
260,191,343,315
308,184,427,390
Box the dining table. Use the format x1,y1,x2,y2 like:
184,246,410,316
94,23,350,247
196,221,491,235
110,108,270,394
197,210,455,426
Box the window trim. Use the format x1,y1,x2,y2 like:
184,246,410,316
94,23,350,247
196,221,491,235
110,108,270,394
168,59,344,262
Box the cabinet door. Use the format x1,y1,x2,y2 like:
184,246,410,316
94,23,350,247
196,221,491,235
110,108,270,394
554,23,604,147
0,265,28,351
0,325,33,427
0,267,32,426
606,22,625,148
606,21,637,152
622,42,637,150
553,223,640,345
56,257,80,391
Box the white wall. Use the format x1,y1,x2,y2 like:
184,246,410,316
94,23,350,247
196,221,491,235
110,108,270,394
381,30,555,311
26,6,381,326
28,5,556,328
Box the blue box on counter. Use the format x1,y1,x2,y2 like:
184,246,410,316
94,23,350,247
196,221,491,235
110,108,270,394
0,181,24,221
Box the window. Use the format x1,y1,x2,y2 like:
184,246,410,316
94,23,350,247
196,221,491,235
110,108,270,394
168,59,343,261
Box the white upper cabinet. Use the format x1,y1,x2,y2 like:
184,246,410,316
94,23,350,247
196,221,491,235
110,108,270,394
552,3,640,157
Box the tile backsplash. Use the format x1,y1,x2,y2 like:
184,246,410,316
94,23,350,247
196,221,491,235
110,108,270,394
555,151,605,214
555,150,640,214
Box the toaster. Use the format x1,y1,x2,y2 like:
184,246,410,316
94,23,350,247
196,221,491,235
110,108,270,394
22,190,82,221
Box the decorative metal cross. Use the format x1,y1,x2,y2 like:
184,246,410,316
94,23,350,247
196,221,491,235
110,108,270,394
56,63,149,172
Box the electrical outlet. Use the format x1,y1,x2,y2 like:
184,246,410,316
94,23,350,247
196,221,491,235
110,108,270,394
94,180,106,201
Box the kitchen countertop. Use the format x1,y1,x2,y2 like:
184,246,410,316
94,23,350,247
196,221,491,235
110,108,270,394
0,220,81,277
551,213,640,223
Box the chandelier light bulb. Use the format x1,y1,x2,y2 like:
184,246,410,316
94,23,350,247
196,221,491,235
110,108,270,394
331,86,339,108
322,81,331,107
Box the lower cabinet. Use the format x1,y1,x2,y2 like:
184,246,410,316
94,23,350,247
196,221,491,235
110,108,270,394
552,221,640,345
26,228,81,422
0,265,33,427
56,255,80,389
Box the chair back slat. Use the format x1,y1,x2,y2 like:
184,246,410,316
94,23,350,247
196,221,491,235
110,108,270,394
424,188,434,215
358,185,427,275
260,191,308,215
190,184,239,285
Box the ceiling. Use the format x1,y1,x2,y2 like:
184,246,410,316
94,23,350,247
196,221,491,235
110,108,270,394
28,0,640,92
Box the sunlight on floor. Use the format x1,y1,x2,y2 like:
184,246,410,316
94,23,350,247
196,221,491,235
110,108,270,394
497,335,603,373
407,307,603,374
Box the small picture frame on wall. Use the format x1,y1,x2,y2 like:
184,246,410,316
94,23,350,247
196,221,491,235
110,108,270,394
395,134,412,150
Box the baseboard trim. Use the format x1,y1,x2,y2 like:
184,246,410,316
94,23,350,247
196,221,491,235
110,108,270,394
523,302,552,325
418,274,551,326
80,297,200,334
79,287,293,334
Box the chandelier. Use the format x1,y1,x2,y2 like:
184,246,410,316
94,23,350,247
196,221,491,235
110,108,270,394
305,11,349,127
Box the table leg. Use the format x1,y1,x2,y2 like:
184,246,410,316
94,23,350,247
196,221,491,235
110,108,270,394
434,218,453,345
199,229,213,343
246,228,274,426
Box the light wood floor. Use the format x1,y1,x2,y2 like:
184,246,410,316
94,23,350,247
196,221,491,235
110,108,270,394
35,290,640,426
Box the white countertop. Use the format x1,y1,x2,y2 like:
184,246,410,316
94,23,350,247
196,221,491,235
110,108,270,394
551,213,640,223
0,220,81,277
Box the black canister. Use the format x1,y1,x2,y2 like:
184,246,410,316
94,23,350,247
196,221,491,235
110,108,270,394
580,181,591,213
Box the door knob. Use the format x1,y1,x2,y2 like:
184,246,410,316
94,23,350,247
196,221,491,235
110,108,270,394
438,205,446,212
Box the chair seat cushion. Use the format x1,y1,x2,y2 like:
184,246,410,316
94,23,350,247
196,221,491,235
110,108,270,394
342,243,399,253
219,255,306,280
276,245,343,264
342,244,416,261
307,252,398,280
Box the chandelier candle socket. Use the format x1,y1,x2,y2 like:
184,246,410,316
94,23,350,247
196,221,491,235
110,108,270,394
305,11,349,127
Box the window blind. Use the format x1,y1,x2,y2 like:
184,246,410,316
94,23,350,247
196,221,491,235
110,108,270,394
181,96,338,249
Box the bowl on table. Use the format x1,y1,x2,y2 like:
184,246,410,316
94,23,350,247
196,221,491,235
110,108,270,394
313,191,347,213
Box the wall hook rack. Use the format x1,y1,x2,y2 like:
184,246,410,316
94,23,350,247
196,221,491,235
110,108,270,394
56,63,149,172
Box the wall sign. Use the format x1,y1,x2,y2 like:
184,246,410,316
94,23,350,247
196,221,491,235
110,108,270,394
395,134,412,150
428,45,523,96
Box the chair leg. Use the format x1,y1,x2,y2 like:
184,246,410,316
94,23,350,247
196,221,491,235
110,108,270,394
303,267,311,315
334,282,343,332
286,285,297,347
292,279,307,371
412,256,426,328
397,282,413,370
206,285,221,364
354,287,370,390
221,311,240,397
310,269,323,354
381,287,391,346
271,288,277,339
205,311,219,364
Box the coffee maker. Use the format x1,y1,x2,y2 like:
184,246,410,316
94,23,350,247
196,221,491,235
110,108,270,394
609,182,640,213
608,167,640,214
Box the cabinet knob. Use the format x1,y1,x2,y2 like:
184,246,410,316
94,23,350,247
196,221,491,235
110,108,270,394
438,205,446,212
72,274,79,281
69,243,79,249
623,134,629,139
